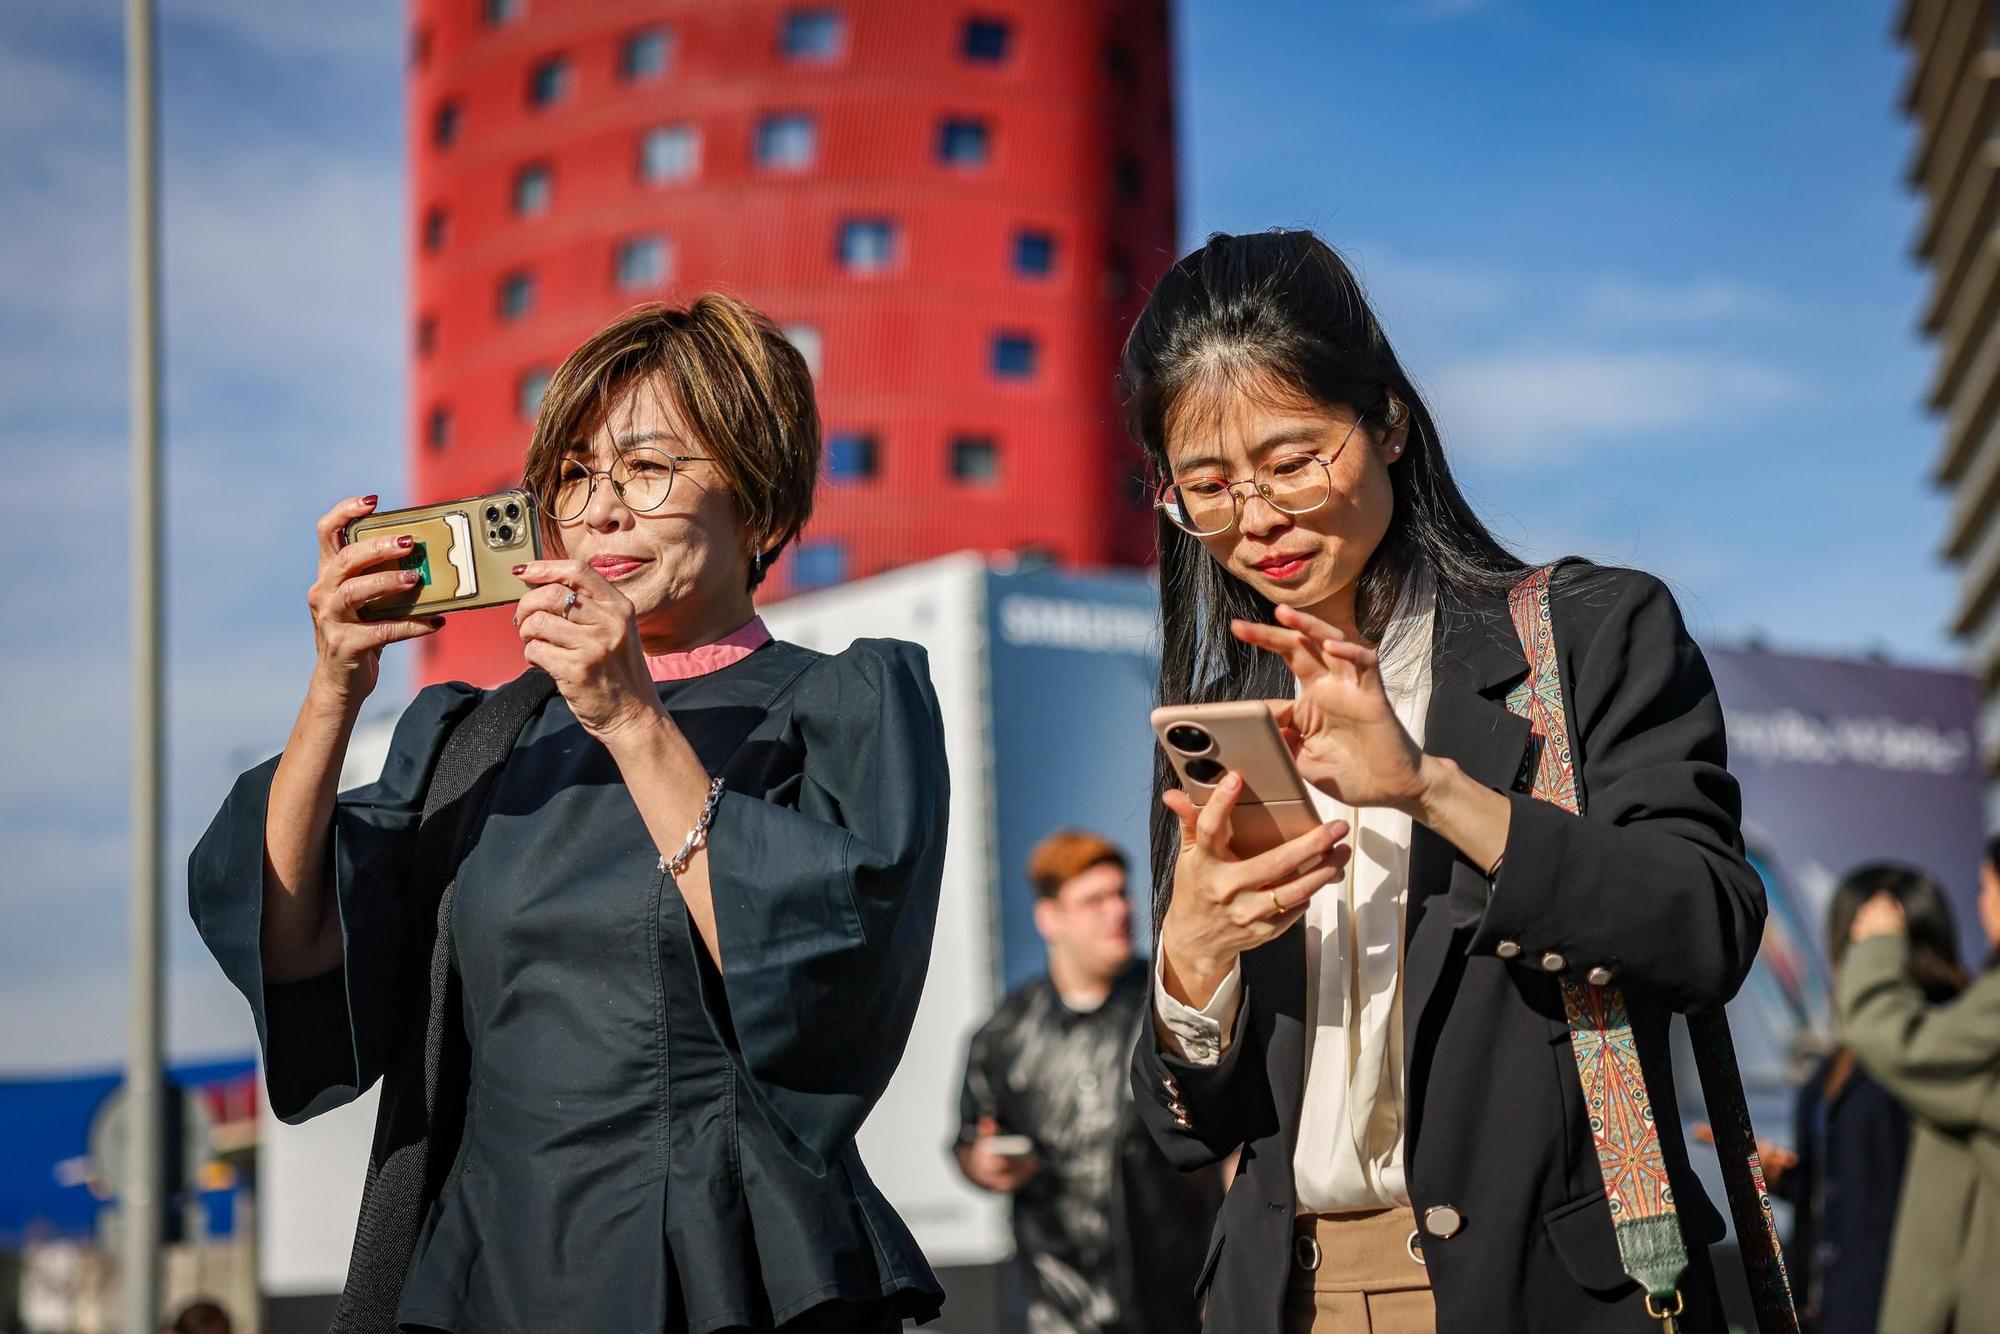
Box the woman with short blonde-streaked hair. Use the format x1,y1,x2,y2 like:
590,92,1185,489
190,294,950,1332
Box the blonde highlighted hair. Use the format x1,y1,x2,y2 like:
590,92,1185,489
522,294,820,589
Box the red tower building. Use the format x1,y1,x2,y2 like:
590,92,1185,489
407,0,1177,685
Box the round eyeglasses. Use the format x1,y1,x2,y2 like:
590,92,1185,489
1154,418,1363,537
551,447,706,524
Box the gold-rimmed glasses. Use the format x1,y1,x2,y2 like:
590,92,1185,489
551,446,707,524
1154,417,1363,537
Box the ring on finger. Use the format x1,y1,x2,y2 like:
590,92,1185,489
561,589,581,618
1269,887,1284,917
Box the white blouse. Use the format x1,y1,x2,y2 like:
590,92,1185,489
1153,577,1436,1214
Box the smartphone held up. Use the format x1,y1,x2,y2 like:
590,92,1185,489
1151,701,1318,859
343,489,543,621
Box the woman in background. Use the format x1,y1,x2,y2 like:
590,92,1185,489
1764,865,1965,1334
1840,838,2000,1334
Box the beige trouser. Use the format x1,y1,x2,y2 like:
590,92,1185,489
1282,1208,1437,1334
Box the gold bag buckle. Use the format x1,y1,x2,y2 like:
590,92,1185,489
1644,1290,1683,1333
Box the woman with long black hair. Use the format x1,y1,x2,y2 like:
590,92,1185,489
1123,230,1767,1333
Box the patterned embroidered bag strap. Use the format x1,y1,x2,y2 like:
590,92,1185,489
1504,565,1798,1334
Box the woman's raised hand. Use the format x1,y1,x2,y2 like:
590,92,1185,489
1159,774,1351,1009
514,560,664,743
307,495,443,708
1850,891,1908,942
1232,604,1429,813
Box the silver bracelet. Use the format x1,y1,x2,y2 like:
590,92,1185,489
659,776,726,876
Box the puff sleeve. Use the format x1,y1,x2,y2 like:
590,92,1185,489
692,639,949,1173
187,682,483,1122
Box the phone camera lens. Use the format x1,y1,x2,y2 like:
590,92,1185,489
1164,724,1212,755
1184,757,1226,786
496,524,513,543
504,502,521,519
485,505,501,522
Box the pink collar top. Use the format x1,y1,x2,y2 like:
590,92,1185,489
644,616,773,682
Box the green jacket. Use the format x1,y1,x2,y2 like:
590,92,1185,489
1837,935,2000,1334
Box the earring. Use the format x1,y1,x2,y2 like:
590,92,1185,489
751,548,763,576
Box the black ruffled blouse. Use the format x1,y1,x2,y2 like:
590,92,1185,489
189,639,948,1333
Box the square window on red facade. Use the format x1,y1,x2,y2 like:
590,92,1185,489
962,18,1011,63
951,435,999,482
938,118,990,167
622,28,671,81
990,334,1037,379
827,431,878,481
780,11,843,62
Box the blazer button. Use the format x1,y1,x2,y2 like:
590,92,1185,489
1173,1115,1192,1130
1495,939,1522,960
1540,951,1567,973
1168,1101,1188,1117
1587,965,1614,986
1423,1204,1464,1239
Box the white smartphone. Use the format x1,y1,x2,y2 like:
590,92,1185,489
980,1134,1036,1158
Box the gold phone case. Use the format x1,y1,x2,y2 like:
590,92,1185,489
343,489,542,620
1151,700,1320,858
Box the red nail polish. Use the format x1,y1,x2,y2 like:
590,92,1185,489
362,494,378,506
511,564,527,575
397,535,414,549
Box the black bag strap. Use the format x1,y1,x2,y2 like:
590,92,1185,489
332,667,556,1334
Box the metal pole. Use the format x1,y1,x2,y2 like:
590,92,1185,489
123,0,165,1328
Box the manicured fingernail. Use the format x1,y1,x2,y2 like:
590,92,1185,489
511,564,527,575
396,535,414,549
362,494,378,506
429,616,446,628
1223,773,1241,790
401,570,420,584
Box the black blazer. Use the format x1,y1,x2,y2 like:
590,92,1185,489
1131,565,1765,1333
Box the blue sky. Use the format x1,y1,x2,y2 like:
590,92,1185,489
0,0,1949,1071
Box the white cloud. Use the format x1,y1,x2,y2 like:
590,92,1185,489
1571,275,1792,329
1426,348,1802,464
164,147,404,429
1345,247,1520,336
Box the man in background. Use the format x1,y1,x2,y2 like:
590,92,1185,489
953,830,1220,1334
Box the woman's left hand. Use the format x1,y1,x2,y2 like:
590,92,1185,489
515,560,664,743
1232,604,1428,812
